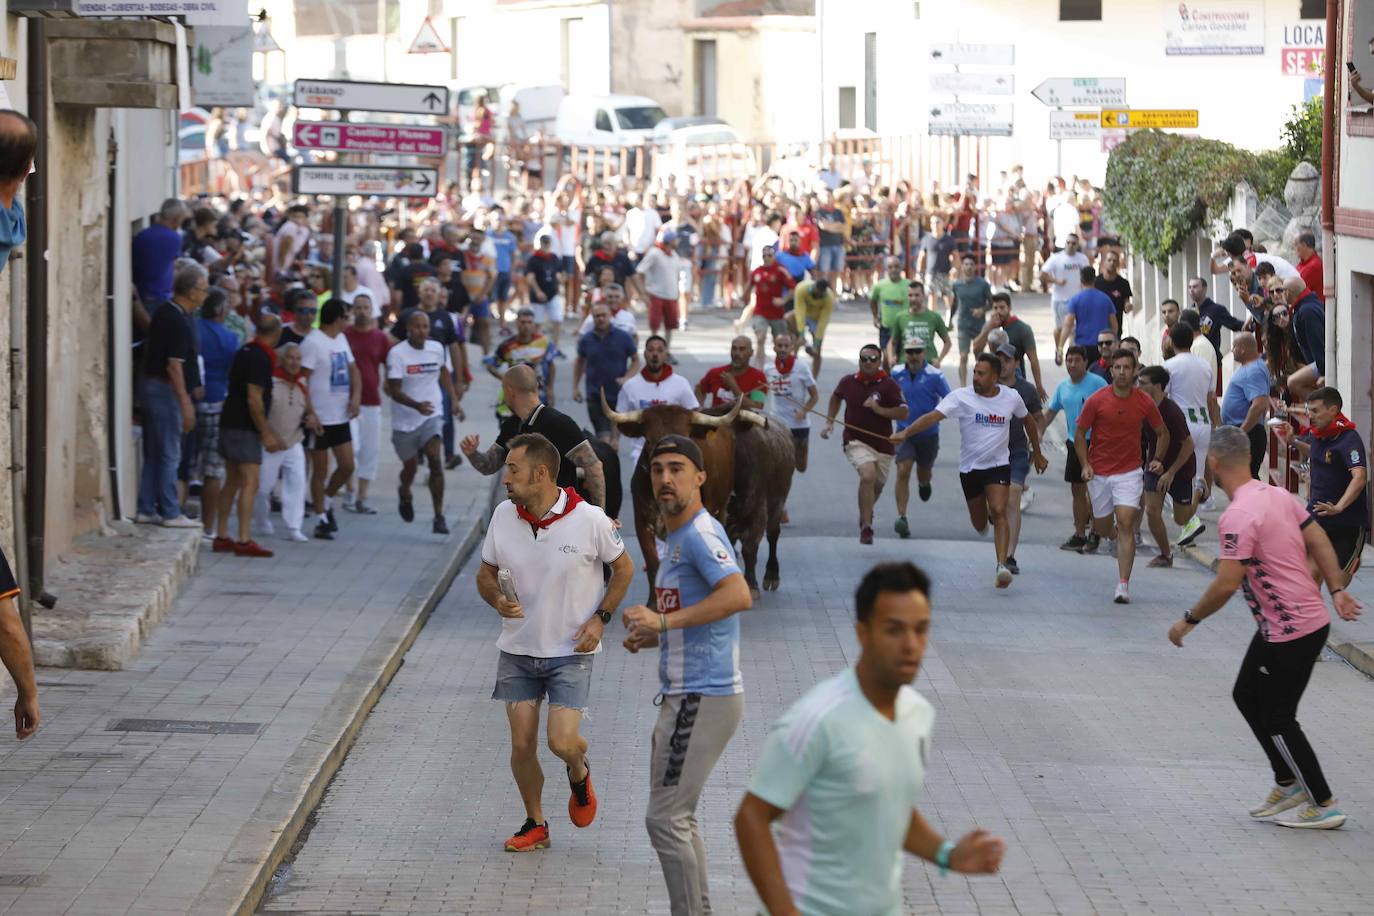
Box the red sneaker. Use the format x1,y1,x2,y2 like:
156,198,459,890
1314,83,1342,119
568,760,598,828
233,539,274,558
504,818,550,852
212,536,235,553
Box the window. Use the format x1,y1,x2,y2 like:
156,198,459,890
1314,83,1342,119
594,109,613,132
1059,0,1101,21
838,87,857,130
1299,0,1323,18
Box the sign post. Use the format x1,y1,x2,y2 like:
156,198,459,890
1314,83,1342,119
292,122,448,157
291,166,440,198
1030,77,1127,108
292,79,450,116
1099,109,1200,129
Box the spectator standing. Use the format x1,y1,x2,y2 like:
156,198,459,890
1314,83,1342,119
917,216,958,317
195,288,241,539
813,189,849,294
214,314,285,557
300,299,362,540
343,298,391,515
277,290,318,348
1094,248,1134,332
488,215,520,323
133,198,188,307
1295,232,1323,302
0,110,34,276
251,342,316,542
273,204,312,275
1285,275,1326,403
1187,276,1243,381
1221,332,1272,479
572,303,639,446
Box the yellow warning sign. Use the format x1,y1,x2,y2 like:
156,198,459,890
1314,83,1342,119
1099,109,1199,129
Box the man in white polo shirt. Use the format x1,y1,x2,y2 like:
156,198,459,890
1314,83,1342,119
615,335,698,465
476,433,635,854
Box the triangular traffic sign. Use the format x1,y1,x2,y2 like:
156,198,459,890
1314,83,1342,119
253,24,282,54
408,17,449,55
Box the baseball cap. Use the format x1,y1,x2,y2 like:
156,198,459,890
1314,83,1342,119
660,229,678,244
904,338,927,351
995,342,1017,359
650,434,703,470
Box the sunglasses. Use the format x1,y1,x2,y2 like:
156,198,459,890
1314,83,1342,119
859,354,881,363
1272,309,1289,319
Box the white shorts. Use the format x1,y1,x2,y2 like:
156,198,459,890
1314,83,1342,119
1088,469,1144,519
1052,298,1072,329
529,294,565,325
1186,419,1211,483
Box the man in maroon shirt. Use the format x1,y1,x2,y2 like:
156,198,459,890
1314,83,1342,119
696,336,768,409
343,298,393,513
821,344,908,544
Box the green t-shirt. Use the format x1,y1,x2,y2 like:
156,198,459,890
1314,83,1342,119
951,277,992,330
885,309,950,353
870,278,911,328
748,668,935,916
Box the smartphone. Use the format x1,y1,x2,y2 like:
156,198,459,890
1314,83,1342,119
1349,61,1359,73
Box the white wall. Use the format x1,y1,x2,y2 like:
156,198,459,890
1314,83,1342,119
442,0,609,94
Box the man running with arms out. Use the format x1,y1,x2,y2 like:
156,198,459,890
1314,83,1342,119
894,353,1046,588
386,311,463,534
890,335,950,538
949,253,992,387
478,433,635,852
1168,425,1361,830
620,435,752,916
821,344,908,545
884,280,951,371
1075,348,1169,605
869,257,910,368
1136,365,1197,568
734,562,1005,916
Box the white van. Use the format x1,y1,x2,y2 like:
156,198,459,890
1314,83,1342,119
554,94,668,148
501,84,565,139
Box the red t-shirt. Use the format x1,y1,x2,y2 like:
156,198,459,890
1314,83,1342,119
751,264,795,320
783,221,819,256
343,326,392,407
699,365,769,407
1077,386,1164,476
1297,253,1324,303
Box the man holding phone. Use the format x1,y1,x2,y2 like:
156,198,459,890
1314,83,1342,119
1352,46,1374,105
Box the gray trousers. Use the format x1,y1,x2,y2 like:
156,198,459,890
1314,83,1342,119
646,692,745,916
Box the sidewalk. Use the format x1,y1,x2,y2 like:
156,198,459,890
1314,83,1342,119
0,378,504,915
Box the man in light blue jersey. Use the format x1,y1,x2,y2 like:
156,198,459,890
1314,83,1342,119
734,563,1005,916
622,434,752,916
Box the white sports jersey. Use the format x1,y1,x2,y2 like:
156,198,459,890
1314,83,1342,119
616,369,699,464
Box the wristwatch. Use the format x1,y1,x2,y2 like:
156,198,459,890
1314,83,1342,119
595,608,613,625
1183,610,1201,626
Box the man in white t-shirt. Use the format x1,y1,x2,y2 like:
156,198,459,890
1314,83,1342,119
1040,233,1090,364
893,352,1046,588
577,283,637,340
631,234,686,358
743,211,783,272
621,191,662,257
764,333,818,474
1163,322,1218,546
476,432,634,853
386,310,461,535
615,335,699,465
298,299,360,541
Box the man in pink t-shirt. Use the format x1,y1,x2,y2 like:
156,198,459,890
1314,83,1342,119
1169,426,1361,831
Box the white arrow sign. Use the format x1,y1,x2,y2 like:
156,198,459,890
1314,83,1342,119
929,72,1015,96
929,43,1015,67
1049,110,1102,141
292,165,439,199
1031,77,1127,108
293,79,449,116
928,102,1014,137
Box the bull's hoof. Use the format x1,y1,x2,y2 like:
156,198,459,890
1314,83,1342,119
762,577,779,591
749,586,761,601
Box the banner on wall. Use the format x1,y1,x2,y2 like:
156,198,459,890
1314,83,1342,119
1163,1,1265,56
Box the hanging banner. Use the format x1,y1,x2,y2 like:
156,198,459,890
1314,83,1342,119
1163,1,1265,56
192,26,255,107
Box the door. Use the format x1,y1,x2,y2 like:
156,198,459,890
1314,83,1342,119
864,32,877,132
694,39,718,118
838,87,857,130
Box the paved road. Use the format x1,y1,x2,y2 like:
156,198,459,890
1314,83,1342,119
260,296,1374,915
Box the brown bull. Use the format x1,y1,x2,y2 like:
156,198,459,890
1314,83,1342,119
601,394,760,605
721,418,795,598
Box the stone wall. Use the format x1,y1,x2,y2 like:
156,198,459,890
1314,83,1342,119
611,0,693,114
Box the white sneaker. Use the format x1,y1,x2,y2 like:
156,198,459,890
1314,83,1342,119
285,529,309,543
255,520,276,537
995,564,1013,588
161,515,202,529
1019,487,1034,512
135,513,162,525
1113,582,1130,604
1201,495,1217,511
1249,783,1307,818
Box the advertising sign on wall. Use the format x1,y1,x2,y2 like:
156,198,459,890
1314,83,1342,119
1163,1,1265,56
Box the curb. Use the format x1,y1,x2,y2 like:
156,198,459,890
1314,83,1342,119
201,474,502,916
1180,543,1374,679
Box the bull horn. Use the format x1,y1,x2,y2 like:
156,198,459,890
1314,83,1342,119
736,410,768,428
690,394,744,428
601,391,642,426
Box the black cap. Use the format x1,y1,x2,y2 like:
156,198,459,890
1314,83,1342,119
650,434,704,470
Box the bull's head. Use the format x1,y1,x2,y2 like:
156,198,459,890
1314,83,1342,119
600,392,768,440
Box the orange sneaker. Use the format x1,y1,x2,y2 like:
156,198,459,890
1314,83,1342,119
504,818,550,852
568,760,598,828
233,539,274,558
211,536,235,553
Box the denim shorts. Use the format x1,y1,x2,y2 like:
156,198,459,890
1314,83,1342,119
818,244,845,274
1009,448,1030,487
492,651,594,709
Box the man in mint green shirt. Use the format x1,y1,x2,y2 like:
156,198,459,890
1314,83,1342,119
869,257,911,367
734,563,1005,916
884,281,951,368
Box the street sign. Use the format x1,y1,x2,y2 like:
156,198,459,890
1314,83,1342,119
293,122,448,157
929,43,1015,67
291,165,439,198
408,16,450,54
1101,130,1129,153
928,102,1014,137
1049,110,1101,140
293,79,450,116
192,26,255,107
1100,109,1199,129
929,72,1014,96
1031,77,1127,108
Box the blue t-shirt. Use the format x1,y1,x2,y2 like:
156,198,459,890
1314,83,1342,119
196,318,240,404
1221,360,1272,426
656,509,743,696
775,250,815,282
892,363,950,436
132,223,182,305
489,230,518,274
1067,288,1116,346
1049,372,1108,438
1304,427,1369,529
576,327,637,401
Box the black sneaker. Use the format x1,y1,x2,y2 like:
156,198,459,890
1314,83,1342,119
1060,534,1088,552
1005,556,1020,575
1083,533,1101,555
445,454,463,470
433,514,449,535
398,487,414,523
313,521,334,540
325,508,338,532
918,484,932,502
270,495,283,513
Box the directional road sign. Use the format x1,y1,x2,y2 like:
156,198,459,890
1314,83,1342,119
293,79,449,116
292,122,448,157
1099,109,1198,129
1031,77,1127,108
929,43,1015,67
928,102,1014,137
1049,110,1102,140
929,72,1014,96
291,165,439,198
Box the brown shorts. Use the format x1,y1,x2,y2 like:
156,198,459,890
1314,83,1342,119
648,295,680,332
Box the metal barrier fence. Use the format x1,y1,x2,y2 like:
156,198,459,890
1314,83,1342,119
1268,401,1309,496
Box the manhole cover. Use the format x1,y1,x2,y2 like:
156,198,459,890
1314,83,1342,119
106,718,262,735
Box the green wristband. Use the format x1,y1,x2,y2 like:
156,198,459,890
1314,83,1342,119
936,839,955,877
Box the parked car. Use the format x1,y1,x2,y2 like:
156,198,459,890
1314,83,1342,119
652,122,757,181
500,84,565,140
649,115,725,145
554,94,667,148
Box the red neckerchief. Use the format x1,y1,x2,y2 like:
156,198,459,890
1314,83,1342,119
641,364,673,383
272,366,308,395
775,355,796,374
515,487,584,528
1004,314,1019,326
251,337,279,372
1308,412,1358,441
656,242,673,255
854,369,889,383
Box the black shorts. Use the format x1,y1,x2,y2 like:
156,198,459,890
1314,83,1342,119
1065,444,1087,484
587,394,612,437
959,465,1010,501
305,422,352,451
1143,469,1194,505
1321,523,1367,575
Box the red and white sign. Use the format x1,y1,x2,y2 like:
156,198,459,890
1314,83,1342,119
293,122,447,157
408,16,449,54
1281,47,1324,76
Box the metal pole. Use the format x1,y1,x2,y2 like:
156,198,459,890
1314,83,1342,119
332,109,348,302
1055,106,1063,176
817,0,825,142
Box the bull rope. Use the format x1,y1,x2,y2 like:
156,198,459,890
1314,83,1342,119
778,393,905,438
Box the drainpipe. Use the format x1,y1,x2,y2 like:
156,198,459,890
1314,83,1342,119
24,19,50,615
1320,0,1340,421
106,129,121,520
